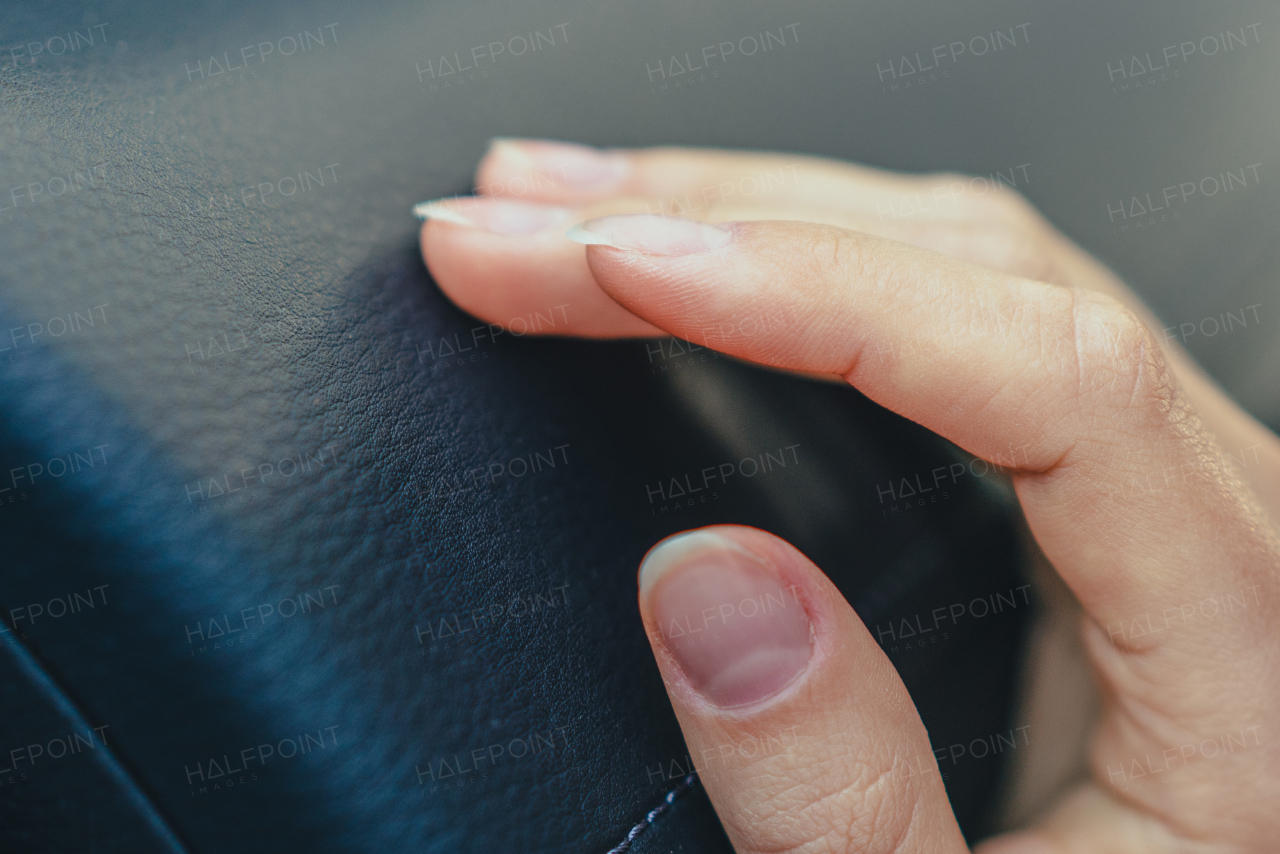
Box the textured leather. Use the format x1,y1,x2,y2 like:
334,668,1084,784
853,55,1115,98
1,0,1275,851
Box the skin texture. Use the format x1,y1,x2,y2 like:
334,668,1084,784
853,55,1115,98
418,140,1280,853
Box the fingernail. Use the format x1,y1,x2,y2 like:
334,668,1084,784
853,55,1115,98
487,138,630,189
565,215,733,256
413,197,573,235
640,531,813,709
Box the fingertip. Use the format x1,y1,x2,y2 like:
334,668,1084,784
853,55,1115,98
638,525,838,711
636,524,971,854
639,529,751,600
474,137,630,200
415,197,666,339
473,138,535,196
565,214,734,256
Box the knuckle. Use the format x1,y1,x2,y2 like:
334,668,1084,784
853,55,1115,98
1067,290,1175,419
923,170,1038,223
966,227,1058,282
914,221,1060,283
798,226,868,278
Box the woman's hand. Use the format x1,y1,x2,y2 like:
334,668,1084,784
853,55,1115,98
417,140,1280,852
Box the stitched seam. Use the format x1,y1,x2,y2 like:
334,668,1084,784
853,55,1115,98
0,635,193,853
604,774,698,854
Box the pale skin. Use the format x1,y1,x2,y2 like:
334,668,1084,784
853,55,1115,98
418,139,1280,853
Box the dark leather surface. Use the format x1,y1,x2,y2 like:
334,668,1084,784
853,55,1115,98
1,0,1275,851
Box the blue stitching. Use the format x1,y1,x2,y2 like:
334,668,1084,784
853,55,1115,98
605,774,698,854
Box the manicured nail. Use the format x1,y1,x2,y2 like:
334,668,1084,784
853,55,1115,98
640,531,812,709
413,197,573,235
565,215,733,256
487,138,630,189
413,199,473,225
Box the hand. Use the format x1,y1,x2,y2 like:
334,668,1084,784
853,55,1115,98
417,140,1280,852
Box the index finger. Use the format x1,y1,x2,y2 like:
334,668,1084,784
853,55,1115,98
564,214,1280,651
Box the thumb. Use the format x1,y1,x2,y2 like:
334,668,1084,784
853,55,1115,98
638,525,970,854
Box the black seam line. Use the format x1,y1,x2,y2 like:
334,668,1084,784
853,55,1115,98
2,635,193,853
604,774,698,854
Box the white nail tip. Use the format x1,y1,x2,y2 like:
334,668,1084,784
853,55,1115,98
412,200,473,226
639,531,746,597
563,223,619,247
